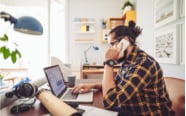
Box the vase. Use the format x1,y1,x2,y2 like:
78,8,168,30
102,24,106,29
122,6,132,17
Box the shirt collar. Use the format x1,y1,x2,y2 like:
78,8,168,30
125,45,139,64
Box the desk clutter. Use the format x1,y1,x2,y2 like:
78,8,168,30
79,105,118,116
0,78,117,116
37,90,118,116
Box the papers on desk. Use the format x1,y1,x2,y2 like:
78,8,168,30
79,105,118,116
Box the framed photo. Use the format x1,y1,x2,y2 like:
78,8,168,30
154,0,177,28
179,23,185,65
153,26,178,64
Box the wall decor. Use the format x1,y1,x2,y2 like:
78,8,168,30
154,0,177,28
179,23,185,65
154,25,178,64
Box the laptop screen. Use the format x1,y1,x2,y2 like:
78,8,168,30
44,65,66,97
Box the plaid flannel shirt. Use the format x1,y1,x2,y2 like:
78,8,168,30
103,46,175,116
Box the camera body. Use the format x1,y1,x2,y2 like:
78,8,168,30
5,83,38,99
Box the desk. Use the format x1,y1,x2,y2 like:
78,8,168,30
81,65,120,79
1,80,104,116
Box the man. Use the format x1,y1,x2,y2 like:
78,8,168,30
72,21,175,116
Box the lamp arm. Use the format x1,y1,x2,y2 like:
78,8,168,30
84,51,88,64
83,46,92,64
0,12,17,24
84,46,91,53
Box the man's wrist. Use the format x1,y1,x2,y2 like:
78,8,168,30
103,59,117,67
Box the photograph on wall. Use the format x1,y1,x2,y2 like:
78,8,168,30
154,26,177,64
154,0,177,28
180,23,185,65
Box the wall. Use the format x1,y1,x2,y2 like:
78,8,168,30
68,0,124,73
136,0,185,79
68,0,185,79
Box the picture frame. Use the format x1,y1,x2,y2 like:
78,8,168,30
179,0,185,17
153,25,178,64
179,23,185,65
154,0,177,28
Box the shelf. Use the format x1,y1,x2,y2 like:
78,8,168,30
73,18,96,43
74,38,94,43
74,31,95,34
107,17,125,29
73,21,96,25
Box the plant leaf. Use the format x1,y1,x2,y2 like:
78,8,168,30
11,51,17,63
0,46,5,53
0,34,8,41
15,49,22,58
2,47,10,59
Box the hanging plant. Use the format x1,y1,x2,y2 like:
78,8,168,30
0,34,21,63
121,1,134,11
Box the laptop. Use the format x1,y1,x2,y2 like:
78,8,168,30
43,65,93,103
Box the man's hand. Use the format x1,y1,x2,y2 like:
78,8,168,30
72,84,93,94
105,44,123,61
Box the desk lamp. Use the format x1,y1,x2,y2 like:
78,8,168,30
0,11,43,35
84,46,99,65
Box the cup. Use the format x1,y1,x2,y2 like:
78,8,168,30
67,75,76,87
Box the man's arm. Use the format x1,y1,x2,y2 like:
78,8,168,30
102,65,116,96
103,61,153,109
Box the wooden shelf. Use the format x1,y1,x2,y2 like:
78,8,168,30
74,38,94,43
73,21,96,25
107,17,125,29
74,31,95,34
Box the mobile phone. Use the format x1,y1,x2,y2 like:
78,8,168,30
117,39,130,52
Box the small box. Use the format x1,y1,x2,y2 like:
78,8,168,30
81,25,87,32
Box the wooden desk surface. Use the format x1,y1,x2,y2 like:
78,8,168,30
1,80,104,116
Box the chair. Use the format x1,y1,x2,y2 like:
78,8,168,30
51,56,72,81
164,77,185,116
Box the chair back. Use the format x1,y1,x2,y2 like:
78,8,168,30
164,77,185,116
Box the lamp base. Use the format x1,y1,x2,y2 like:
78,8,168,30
83,63,90,65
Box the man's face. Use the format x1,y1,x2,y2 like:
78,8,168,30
108,33,130,59
107,33,119,46
108,33,124,58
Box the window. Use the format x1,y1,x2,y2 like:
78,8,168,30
50,0,67,63
0,2,48,79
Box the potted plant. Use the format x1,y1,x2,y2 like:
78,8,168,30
0,74,4,85
101,19,107,29
121,1,134,15
0,34,21,64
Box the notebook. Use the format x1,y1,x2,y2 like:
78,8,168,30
43,65,93,103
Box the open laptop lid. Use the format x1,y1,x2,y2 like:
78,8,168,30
43,65,66,97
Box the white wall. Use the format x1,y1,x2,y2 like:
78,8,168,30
68,0,185,79
68,0,124,72
136,0,185,79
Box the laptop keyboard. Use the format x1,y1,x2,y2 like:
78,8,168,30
63,89,78,99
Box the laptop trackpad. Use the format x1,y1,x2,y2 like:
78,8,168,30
76,92,93,103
